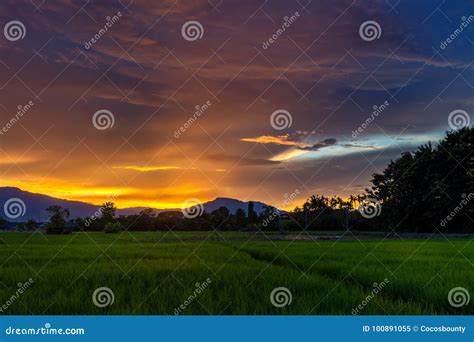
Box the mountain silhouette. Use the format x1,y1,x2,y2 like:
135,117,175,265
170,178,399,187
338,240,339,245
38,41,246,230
0,187,271,222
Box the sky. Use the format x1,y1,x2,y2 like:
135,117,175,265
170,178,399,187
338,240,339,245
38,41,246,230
0,0,473,210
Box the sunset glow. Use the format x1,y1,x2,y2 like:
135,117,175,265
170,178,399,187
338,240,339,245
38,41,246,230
0,0,471,211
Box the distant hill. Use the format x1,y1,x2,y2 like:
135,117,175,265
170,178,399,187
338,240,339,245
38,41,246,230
0,187,99,222
201,197,267,215
0,187,272,222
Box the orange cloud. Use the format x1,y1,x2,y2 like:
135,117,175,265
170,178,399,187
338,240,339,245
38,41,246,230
240,135,309,147
113,165,183,172
271,149,309,162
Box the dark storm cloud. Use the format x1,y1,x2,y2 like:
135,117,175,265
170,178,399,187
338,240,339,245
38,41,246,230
298,138,338,151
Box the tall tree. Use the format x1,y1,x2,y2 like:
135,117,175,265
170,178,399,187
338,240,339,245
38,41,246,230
368,127,473,232
45,205,70,234
247,201,258,224
211,207,230,230
25,219,38,231
100,201,116,224
235,208,246,228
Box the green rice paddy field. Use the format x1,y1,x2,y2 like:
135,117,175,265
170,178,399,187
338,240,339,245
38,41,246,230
0,232,472,315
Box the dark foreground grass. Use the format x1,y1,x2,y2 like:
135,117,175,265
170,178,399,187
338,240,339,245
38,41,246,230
0,232,472,315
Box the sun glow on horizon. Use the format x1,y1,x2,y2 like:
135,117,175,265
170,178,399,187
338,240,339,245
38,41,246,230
1,179,214,209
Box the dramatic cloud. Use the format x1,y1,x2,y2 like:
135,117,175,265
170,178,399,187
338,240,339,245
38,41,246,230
298,138,338,151
0,0,471,208
240,134,312,147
